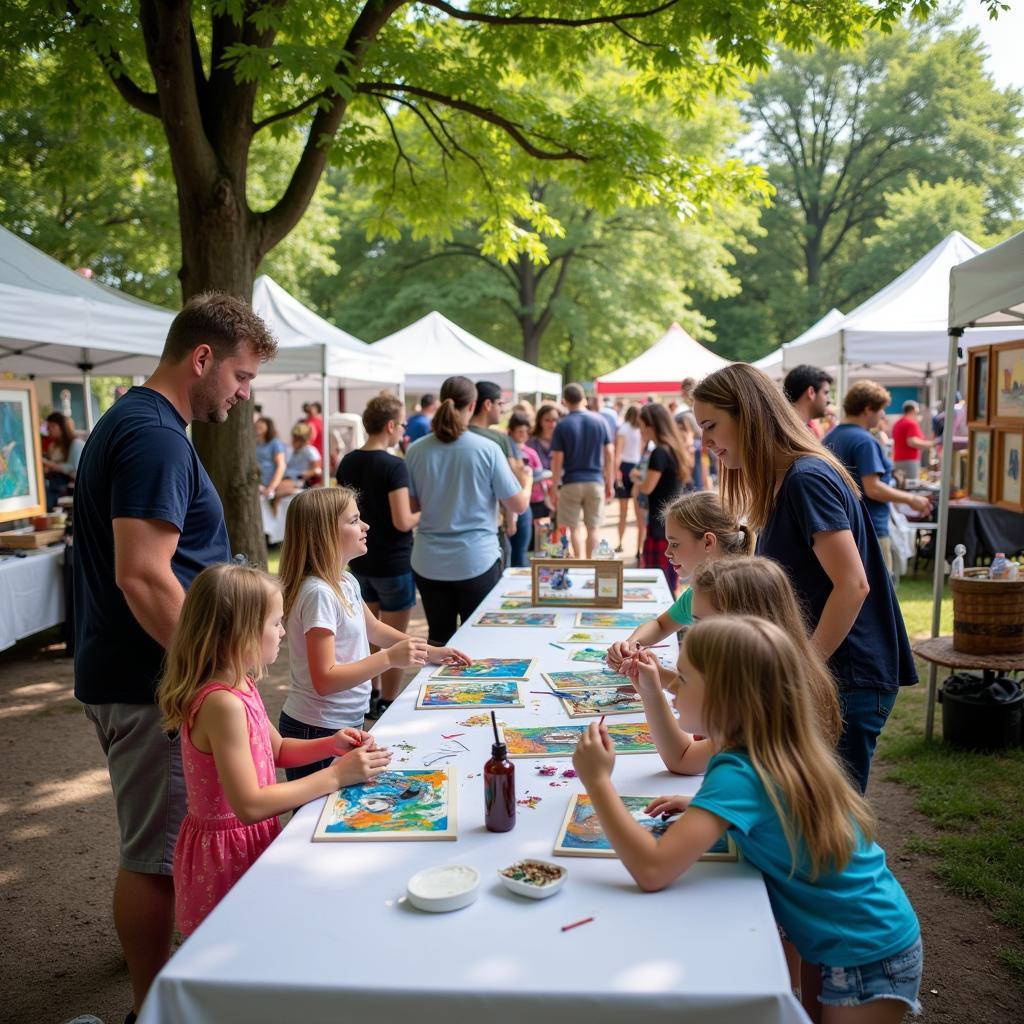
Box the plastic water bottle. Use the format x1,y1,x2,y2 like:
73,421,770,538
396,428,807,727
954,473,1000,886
594,538,614,559
1008,560,1020,582
989,553,1012,580
950,544,966,579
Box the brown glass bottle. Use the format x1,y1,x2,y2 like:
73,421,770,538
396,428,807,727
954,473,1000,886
484,741,516,832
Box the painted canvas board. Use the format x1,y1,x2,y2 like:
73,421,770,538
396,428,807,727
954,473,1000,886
475,611,558,628
312,768,456,841
503,722,654,758
500,598,535,609
623,587,656,602
416,680,524,710
503,589,533,598
576,611,652,630
570,646,609,664
544,669,632,689
554,794,738,860
431,657,535,681
560,630,608,644
557,685,645,718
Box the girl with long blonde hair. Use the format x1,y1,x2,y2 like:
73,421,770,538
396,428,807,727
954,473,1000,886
159,563,391,936
573,617,922,1024
277,488,469,778
692,363,916,794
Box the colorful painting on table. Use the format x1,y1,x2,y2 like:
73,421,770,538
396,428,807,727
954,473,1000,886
560,630,608,644
431,657,535,680
503,589,533,598
569,646,609,664
476,611,558,628
503,722,654,758
500,598,535,609
416,680,524,709
623,587,655,602
544,669,632,689
312,768,456,841
557,685,645,718
554,794,737,860
576,611,652,630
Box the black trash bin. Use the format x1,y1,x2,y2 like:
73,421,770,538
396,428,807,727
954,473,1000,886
939,672,1023,751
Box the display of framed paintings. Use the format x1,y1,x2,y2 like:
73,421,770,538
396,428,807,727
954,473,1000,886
968,429,992,502
968,348,990,425
990,340,1024,427
553,794,738,861
312,768,456,841
0,381,46,524
994,429,1023,512
531,558,624,609
416,679,524,709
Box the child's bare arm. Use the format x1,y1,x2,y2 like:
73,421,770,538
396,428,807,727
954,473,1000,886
306,627,426,696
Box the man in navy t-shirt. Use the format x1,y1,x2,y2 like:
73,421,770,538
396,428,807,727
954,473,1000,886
402,393,437,450
824,380,930,575
73,293,277,1019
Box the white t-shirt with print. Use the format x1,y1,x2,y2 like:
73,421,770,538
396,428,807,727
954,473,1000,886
283,573,372,728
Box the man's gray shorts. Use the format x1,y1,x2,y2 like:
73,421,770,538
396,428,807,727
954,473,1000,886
84,702,186,875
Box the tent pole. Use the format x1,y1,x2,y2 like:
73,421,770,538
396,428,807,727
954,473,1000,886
836,330,847,407
925,327,962,741
79,362,95,431
534,390,541,409
321,346,330,482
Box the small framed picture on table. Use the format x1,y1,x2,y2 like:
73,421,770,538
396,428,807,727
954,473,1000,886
968,429,992,503
994,429,1023,513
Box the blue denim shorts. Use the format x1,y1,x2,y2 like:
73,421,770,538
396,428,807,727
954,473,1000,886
352,570,416,612
819,938,923,1015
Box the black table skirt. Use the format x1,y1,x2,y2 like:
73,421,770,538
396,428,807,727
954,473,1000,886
944,502,1024,565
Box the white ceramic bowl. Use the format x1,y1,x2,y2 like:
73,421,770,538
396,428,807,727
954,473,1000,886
498,859,567,899
406,864,480,913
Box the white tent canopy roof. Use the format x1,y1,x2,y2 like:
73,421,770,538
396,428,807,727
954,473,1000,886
371,310,561,395
949,229,1024,329
755,308,845,379
0,225,172,376
251,275,402,386
594,322,728,394
783,232,1023,377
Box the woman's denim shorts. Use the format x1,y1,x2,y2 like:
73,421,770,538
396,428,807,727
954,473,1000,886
819,937,923,1015
352,570,416,612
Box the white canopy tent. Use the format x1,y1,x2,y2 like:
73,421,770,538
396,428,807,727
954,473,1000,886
922,229,1024,739
594,322,728,395
779,233,1024,393
752,309,846,380
0,226,173,426
371,311,561,397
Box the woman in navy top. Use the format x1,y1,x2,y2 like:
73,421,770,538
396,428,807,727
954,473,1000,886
692,364,916,793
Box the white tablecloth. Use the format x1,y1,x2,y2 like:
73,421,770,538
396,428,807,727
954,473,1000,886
140,568,807,1024
0,544,65,652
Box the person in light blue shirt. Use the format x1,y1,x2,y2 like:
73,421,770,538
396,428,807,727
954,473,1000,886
405,375,530,644
574,616,922,1023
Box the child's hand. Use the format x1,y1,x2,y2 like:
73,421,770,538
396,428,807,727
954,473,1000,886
329,727,372,755
644,794,692,818
606,639,639,672
332,744,392,787
427,645,471,667
572,721,615,786
386,637,429,669
629,650,662,693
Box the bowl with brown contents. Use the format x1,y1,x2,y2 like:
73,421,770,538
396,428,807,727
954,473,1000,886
498,859,567,899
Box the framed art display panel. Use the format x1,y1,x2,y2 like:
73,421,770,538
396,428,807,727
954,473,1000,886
967,347,990,425
0,381,46,523
990,340,1024,427
994,429,1023,512
968,429,992,503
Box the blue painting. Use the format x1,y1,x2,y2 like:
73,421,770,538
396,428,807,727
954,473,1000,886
0,400,30,500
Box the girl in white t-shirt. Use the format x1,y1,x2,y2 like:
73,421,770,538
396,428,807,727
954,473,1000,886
278,487,469,780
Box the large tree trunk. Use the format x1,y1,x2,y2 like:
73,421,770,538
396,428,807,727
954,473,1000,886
179,178,268,567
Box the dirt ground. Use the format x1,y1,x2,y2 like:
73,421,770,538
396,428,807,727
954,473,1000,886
1,510,1020,1024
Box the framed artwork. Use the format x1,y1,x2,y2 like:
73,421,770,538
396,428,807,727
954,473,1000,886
991,340,1024,426
556,684,645,718
575,610,651,630
475,610,558,628
994,429,1023,512
416,680,524,709
553,794,738,861
0,381,46,523
502,722,654,758
431,657,535,681
968,429,992,502
968,347,990,425
312,768,456,841
531,558,624,609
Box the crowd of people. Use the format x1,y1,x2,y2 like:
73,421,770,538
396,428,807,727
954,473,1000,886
64,294,931,1024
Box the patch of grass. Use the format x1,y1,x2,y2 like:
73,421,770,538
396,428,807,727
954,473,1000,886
267,545,281,577
997,947,1024,984
894,572,953,639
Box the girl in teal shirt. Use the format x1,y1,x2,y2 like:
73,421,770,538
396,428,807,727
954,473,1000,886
574,616,922,1023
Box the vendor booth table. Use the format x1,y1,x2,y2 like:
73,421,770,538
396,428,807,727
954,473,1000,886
945,501,1024,566
138,568,805,1024
0,544,65,652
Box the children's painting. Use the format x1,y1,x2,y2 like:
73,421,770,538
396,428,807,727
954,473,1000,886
623,587,655,602
557,685,644,718
312,768,456,841
416,680,524,710
544,669,632,689
554,794,738,860
476,611,558,628
500,598,535,609
560,630,608,644
569,646,609,664
503,589,533,598
576,611,652,630
503,722,654,758
431,657,535,681
624,571,662,582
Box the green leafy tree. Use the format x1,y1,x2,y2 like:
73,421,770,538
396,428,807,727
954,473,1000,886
4,0,980,556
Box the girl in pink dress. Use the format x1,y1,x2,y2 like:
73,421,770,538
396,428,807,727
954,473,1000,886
158,563,392,935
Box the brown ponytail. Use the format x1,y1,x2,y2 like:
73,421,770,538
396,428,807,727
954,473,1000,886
432,375,476,443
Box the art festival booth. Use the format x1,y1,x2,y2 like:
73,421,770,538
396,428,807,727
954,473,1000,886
594,322,728,398
371,310,561,403
752,309,846,381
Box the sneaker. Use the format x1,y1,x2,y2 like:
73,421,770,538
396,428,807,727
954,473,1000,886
375,699,393,718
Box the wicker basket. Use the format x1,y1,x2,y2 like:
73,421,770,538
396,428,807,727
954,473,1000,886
951,568,1024,655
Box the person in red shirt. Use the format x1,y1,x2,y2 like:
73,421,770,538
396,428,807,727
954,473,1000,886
891,401,934,480
304,401,324,461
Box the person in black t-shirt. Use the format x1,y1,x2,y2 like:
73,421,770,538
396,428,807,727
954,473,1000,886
692,364,917,795
337,393,419,717
73,294,277,1020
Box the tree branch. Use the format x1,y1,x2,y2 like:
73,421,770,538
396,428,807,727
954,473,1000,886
415,0,680,28
253,91,328,133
